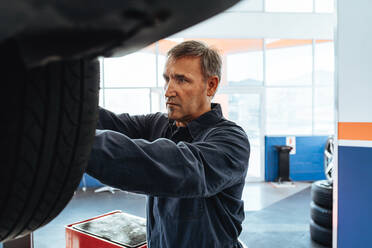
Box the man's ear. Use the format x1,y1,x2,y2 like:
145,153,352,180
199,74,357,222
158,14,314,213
206,76,219,97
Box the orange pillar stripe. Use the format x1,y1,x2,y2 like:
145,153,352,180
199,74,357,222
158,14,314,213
338,122,372,141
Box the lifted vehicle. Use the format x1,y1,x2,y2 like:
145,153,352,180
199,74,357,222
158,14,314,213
0,0,239,242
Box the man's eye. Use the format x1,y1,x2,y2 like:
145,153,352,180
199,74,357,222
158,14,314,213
177,77,187,83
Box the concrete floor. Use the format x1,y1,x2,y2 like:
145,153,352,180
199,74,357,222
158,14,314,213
242,181,311,211
1,182,328,248
241,186,329,248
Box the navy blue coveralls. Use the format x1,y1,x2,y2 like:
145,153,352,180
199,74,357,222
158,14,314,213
87,103,250,248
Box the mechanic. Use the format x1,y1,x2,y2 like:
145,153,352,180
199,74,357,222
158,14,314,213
87,40,250,248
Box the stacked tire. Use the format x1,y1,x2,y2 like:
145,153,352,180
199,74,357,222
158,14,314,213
310,180,333,247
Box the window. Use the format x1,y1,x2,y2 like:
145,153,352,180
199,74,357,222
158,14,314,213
266,39,313,86
227,0,264,12
104,89,150,115
227,40,264,86
151,90,166,114
266,88,312,135
314,40,335,134
315,40,334,86
265,0,313,12
224,0,334,13
99,88,104,107
103,45,156,88
314,87,334,134
157,54,166,87
100,44,158,115
315,0,334,13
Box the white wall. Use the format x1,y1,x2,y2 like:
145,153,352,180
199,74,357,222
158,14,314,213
338,0,372,122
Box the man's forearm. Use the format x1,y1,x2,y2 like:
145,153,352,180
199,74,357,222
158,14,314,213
96,107,147,139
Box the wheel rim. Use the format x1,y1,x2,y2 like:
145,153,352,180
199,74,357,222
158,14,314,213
324,137,334,182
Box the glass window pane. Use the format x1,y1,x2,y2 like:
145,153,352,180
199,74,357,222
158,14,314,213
315,0,334,13
99,58,104,88
151,90,166,114
314,86,335,134
266,88,312,135
103,45,156,87
227,0,264,12
266,39,312,85
99,89,104,107
315,41,334,86
227,50,263,86
157,54,166,88
265,0,313,12
104,89,150,115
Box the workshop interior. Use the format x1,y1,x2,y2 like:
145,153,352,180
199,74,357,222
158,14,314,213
1,0,371,248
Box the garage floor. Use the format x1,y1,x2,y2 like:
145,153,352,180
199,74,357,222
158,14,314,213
1,182,329,248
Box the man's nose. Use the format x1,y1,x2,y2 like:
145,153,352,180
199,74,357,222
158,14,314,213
164,80,176,98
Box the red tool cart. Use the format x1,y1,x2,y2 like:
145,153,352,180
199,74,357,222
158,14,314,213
66,210,147,248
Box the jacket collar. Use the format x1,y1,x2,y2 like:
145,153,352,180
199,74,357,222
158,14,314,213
168,103,223,139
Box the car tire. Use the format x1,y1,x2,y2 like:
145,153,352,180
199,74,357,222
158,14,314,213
311,180,333,209
0,39,99,242
310,219,332,247
310,201,332,228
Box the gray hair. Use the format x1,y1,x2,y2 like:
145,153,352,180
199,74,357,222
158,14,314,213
167,40,222,82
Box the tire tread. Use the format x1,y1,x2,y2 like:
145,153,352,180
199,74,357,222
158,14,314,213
0,41,99,242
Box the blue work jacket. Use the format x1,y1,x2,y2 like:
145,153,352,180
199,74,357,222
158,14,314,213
87,103,250,248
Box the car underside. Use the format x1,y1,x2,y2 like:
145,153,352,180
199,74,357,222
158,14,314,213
1,0,238,67
0,0,239,242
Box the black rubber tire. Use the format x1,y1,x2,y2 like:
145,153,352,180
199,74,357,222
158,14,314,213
310,219,332,247
0,39,99,242
310,201,332,228
311,180,333,210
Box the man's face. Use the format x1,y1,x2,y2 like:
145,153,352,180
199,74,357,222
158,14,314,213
163,57,212,126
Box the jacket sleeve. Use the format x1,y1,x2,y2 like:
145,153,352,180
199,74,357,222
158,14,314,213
97,107,148,139
86,126,250,198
